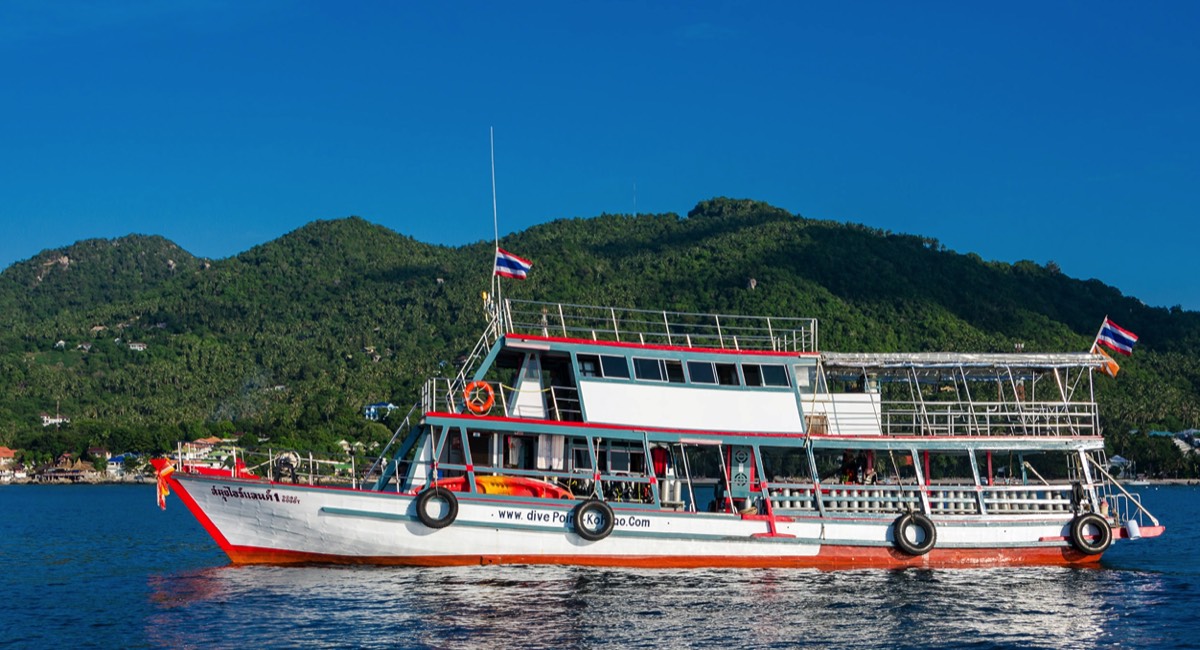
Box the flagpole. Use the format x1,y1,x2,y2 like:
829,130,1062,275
1090,315,1108,351
490,127,502,325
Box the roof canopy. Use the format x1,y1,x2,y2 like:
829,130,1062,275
821,352,1108,380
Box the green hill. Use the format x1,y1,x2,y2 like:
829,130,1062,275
2,199,1197,473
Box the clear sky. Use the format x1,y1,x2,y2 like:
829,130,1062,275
2,1,1197,310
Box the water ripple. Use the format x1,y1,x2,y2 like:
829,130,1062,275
4,485,1200,649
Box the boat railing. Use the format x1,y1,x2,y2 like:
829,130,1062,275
448,316,504,396
423,377,584,421
977,485,1074,514
1086,456,1162,528
360,402,421,485
876,399,1098,437
502,298,818,353
177,447,378,488
765,479,1078,515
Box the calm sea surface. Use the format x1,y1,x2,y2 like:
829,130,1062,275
1,483,1198,649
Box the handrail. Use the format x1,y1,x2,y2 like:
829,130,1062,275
503,298,818,352
362,402,420,485
1086,455,1161,526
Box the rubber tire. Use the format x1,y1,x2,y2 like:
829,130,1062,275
415,487,458,529
1069,513,1113,555
892,512,937,556
573,500,615,542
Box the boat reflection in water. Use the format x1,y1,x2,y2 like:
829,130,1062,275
145,563,1161,648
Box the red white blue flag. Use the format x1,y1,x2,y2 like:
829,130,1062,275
1096,318,1138,356
494,248,533,280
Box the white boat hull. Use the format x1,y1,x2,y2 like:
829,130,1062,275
169,474,1138,569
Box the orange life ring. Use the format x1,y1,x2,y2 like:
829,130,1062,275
464,381,495,415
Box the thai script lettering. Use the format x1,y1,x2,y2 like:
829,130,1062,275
211,485,300,505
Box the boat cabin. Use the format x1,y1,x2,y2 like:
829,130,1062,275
366,299,1140,527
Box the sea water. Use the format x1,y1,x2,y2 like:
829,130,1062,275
1,484,1198,649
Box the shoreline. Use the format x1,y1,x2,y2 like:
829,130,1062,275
0,475,153,486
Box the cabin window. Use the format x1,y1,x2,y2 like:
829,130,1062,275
572,445,593,471
743,363,791,387
743,364,763,386
686,361,740,386
634,357,662,381
600,355,629,379
598,440,646,474
467,430,495,467
715,363,740,386
504,434,538,469
578,353,630,379
634,357,686,383
794,364,823,394
578,354,599,377
761,364,790,387
759,446,811,482
687,361,716,384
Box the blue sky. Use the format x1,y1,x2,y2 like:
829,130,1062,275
2,1,1197,310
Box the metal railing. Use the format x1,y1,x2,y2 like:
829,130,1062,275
502,299,818,353
423,378,583,421
1088,456,1162,528
871,400,1098,437
765,480,1078,516
176,447,387,489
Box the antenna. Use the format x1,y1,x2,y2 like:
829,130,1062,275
490,127,501,309
490,127,500,251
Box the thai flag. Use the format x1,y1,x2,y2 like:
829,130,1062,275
1096,318,1138,356
493,248,533,280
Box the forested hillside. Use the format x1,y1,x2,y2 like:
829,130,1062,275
2,199,1198,473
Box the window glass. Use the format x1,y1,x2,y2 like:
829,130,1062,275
687,361,716,384
743,364,764,386
600,354,630,379
664,360,685,383
715,363,740,386
761,364,790,387
633,357,663,381
795,364,823,393
572,446,593,471
578,354,600,378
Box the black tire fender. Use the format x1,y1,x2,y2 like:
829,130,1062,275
1069,512,1113,555
892,512,937,556
573,500,615,541
415,487,458,529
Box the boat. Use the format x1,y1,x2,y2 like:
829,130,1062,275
153,297,1164,568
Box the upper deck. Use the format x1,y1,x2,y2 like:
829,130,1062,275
421,299,1112,440
501,299,818,353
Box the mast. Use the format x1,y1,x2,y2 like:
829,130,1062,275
490,127,503,323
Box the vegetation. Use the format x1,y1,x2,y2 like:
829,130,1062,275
1,199,1198,475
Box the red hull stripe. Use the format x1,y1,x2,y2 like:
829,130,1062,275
170,477,237,554
218,543,1102,569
